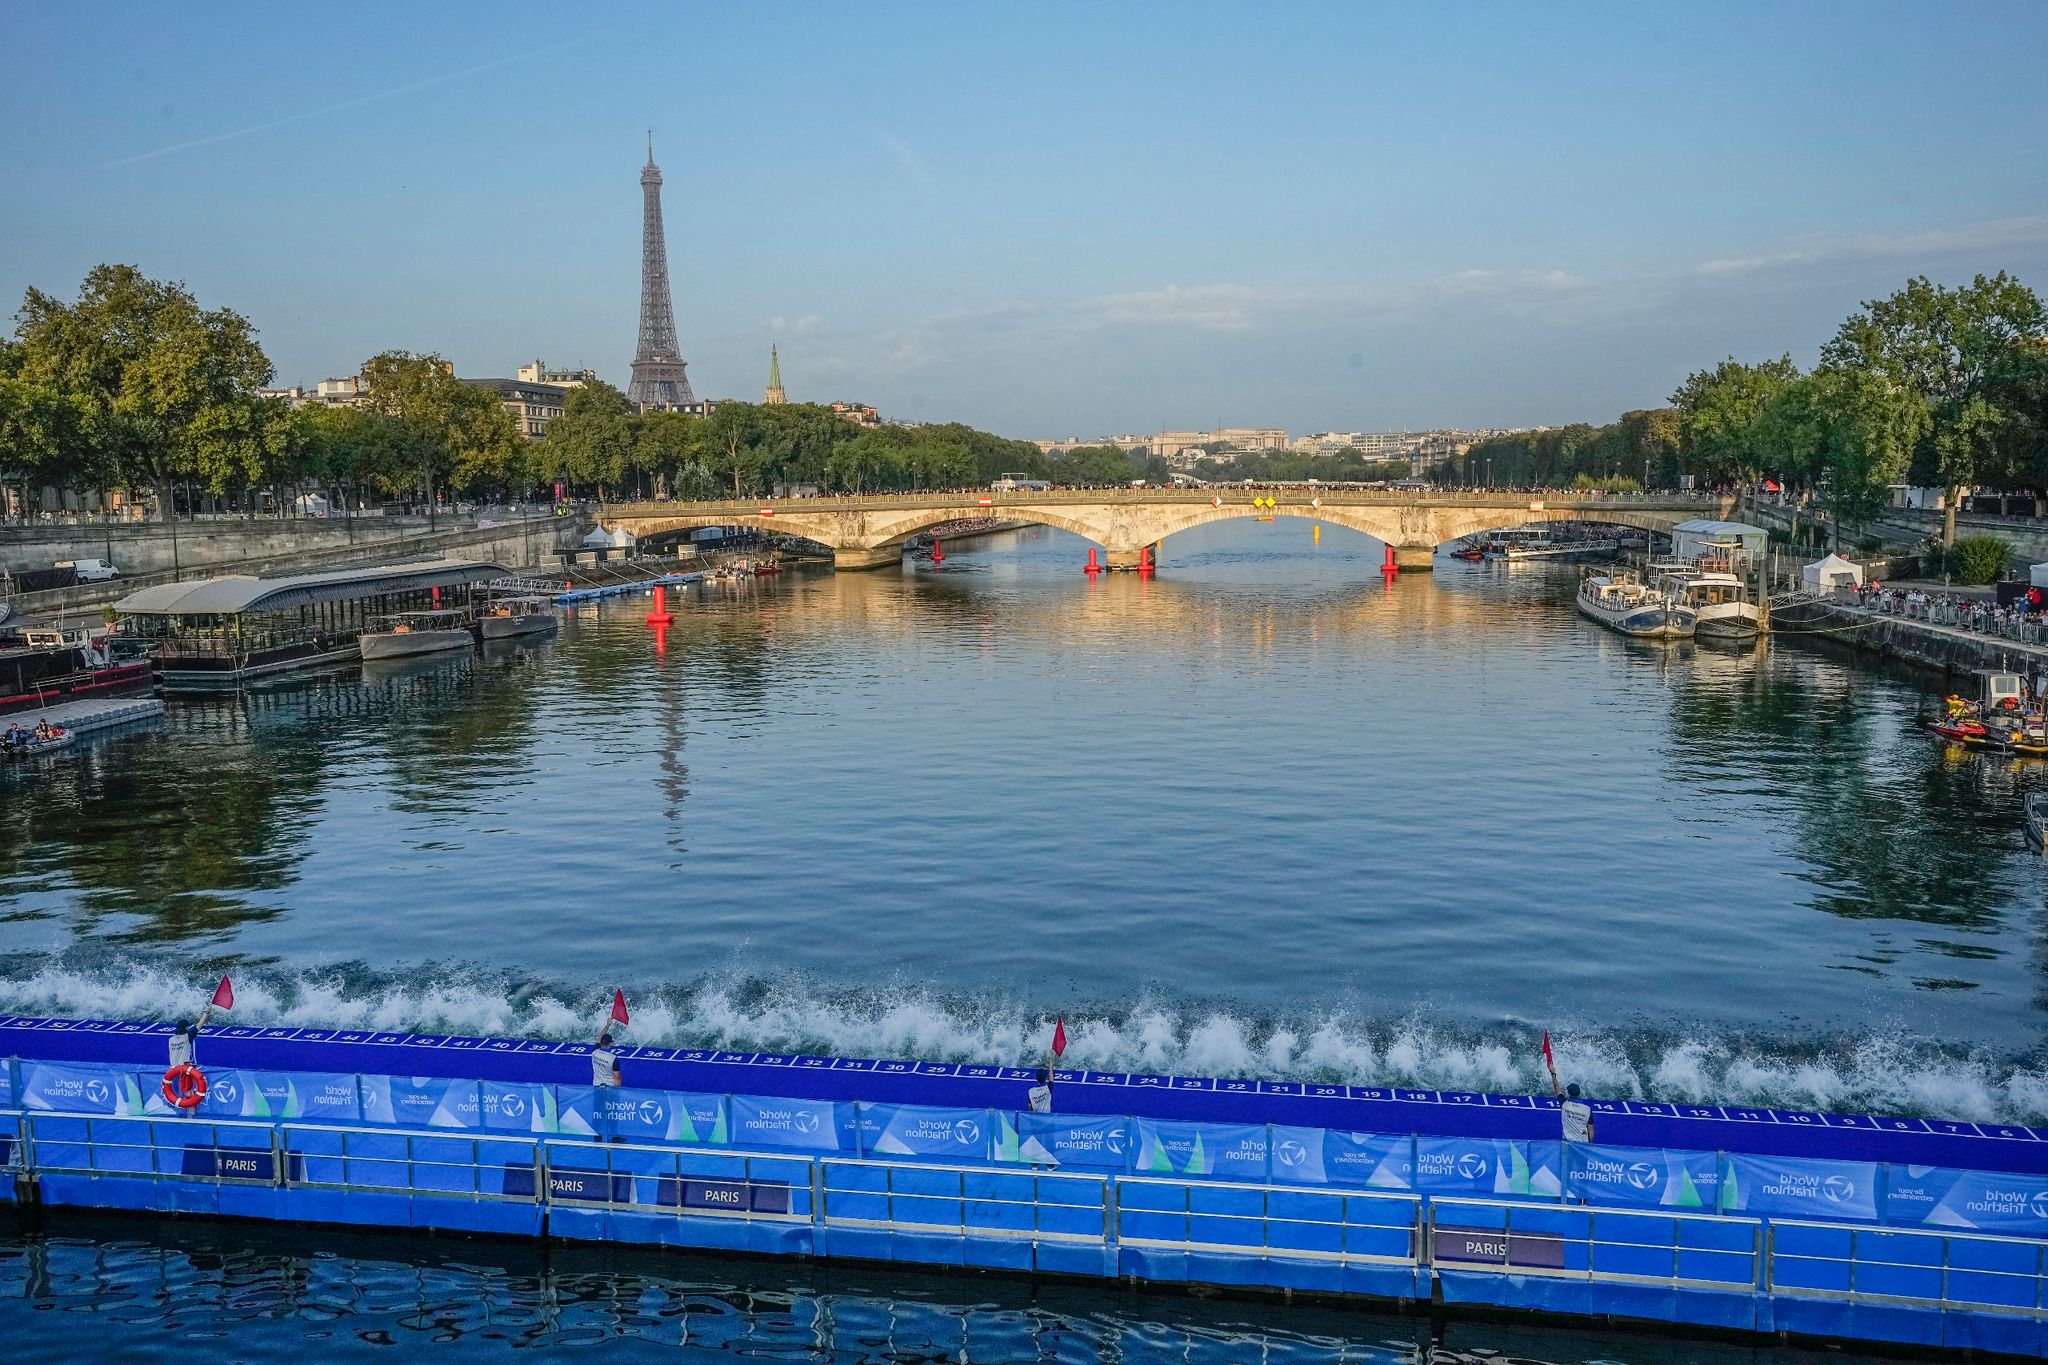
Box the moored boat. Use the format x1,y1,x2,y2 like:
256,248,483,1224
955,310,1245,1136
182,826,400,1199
2028,791,2048,851
1666,570,1761,640
359,609,474,661
1576,571,1695,638
477,595,558,640
0,626,155,716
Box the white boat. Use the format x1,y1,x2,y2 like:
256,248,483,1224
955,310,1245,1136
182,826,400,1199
477,595,558,640
2027,791,2048,852
1577,571,1696,638
358,609,474,661
1669,570,1760,640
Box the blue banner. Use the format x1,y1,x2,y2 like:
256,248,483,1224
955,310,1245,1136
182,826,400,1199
16,1062,147,1115
729,1094,850,1153
596,1087,728,1145
1131,1118,1268,1180
178,1069,361,1123
1269,1126,1413,1190
858,1104,992,1162
359,1075,479,1130
1414,1137,1562,1198
1565,1142,1721,1209
1720,1151,1880,1222
1012,1113,1130,1169
549,1086,600,1137
1885,1165,2048,1236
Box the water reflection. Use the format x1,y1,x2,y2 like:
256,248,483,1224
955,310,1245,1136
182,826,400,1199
0,1213,1901,1364
1,525,2045,1105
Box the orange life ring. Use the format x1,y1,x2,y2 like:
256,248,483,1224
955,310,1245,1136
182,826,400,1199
161,1063,208,1110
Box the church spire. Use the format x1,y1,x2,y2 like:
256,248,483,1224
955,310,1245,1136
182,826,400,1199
763,343,787,404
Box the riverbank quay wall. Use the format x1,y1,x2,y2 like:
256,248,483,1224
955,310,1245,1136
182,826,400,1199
1771,593,2048,678
2,1020,2047,1356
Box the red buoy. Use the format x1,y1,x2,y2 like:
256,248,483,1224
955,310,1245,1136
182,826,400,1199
1381,545,1398,578
930,538,944,566
1084,546,1101,575
645,585,673,624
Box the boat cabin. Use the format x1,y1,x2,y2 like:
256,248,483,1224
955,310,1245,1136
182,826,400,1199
1976,669,2027,711
114,559,505,689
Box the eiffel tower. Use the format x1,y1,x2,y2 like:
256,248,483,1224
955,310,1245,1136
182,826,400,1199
627,132,695,409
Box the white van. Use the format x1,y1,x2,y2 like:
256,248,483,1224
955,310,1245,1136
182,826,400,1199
57,558,120,582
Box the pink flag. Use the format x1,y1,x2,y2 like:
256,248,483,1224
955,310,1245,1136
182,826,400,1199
1051,1017,1068,1059
1540,1031,1554,1069
611,989,630,1026
211,976,235,1011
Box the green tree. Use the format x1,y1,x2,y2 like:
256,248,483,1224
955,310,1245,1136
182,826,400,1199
538,380,638,501
1821,272,2046,544
11,263,280,517
826,427,904,493
700,402,767,497
358,351,521,514
1670,355,1800,483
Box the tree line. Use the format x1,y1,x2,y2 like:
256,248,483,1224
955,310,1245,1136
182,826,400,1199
1447,272,2048,546
0,264,1054,518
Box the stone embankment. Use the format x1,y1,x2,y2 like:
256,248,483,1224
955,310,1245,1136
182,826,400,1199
1771,590,2048,677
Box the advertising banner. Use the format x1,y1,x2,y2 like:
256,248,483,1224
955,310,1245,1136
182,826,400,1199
596,1087,728,1146
1413,1137,1562,1198
549,1086,600,1137
16,1061,147,1115
857,1104,993,1162
175,1069,361,1123
1130,1118,1268,1180
1720,1151,1880,1222
729,1094,850,1153
1885,1165,2048,1236
1012,1113,1131,1170
1564,1143,1720,1210
1268,1126,1413,1190
359,1075,480,1130
477,1081,551,1133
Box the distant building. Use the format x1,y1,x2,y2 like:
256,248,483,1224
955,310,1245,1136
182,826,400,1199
312,376,369,406
831,400,881,428
258,385,311,407
763,345,787,405
515,359,597,388
462,377,571,439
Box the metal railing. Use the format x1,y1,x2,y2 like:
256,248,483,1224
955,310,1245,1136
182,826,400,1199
1427,1197,1763,1293
1114,1174,1421,1265
1768,1219,2048,1318
539,1137,811,1223
821,1157,1107,1244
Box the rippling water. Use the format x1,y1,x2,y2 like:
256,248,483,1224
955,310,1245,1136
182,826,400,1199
3,520,2046,1120
0,1212,1906,1363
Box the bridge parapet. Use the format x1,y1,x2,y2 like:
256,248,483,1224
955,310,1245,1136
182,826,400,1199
602,491,1733,570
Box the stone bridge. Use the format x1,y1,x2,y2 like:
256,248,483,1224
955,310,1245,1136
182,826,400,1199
603,490,1735,571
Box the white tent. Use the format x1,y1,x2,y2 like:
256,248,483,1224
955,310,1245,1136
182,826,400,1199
1802,553,1864,589
293,492,331,518
578,526,637,551
2029,562,2048,589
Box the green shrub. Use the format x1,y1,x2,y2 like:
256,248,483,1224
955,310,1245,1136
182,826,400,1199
1947,534,2013,585
1570,473,1642,492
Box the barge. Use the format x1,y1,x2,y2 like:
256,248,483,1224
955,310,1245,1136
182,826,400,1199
112,560,507,689
0,1015,2043,1359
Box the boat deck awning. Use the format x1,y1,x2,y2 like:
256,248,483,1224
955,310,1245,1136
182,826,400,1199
116,560,508,618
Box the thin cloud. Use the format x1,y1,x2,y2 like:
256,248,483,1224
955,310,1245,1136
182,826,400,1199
875,131,934,186
102,33,611,168
1699,214,2048,275
768,314,823,336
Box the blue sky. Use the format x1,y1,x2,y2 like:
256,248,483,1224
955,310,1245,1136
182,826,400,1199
4,2,2045,438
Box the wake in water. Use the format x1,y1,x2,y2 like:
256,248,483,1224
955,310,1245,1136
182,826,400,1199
1,956,2044,1125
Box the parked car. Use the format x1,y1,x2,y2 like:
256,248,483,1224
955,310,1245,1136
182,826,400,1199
56,558,120,581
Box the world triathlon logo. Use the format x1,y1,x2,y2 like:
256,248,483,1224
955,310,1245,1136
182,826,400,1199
792,1110,820,1136
1822,1176,1857,1204
1455,1153,1490,1181
1275,1139,1309,1169
211,1078,240,1108
501,1093,528,1119
83,1079,111,1108
2031,1190,2048,1221
952,1119,982,1146
1104,1128,1127,1157
1626,1162,1661,1191
638,1100,665,1127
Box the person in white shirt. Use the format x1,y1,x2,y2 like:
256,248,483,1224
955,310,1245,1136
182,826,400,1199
1558,1081,1594,1145
168,1022,198,1070
1026,1066,1053,1114
591,1031,621,1088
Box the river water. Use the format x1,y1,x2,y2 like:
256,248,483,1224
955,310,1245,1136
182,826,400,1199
2,521,2045,1123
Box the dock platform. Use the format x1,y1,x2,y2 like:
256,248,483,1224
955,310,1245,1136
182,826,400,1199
11,696,166,736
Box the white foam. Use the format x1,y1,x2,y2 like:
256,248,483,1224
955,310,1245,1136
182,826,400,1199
1,960,2042,1125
